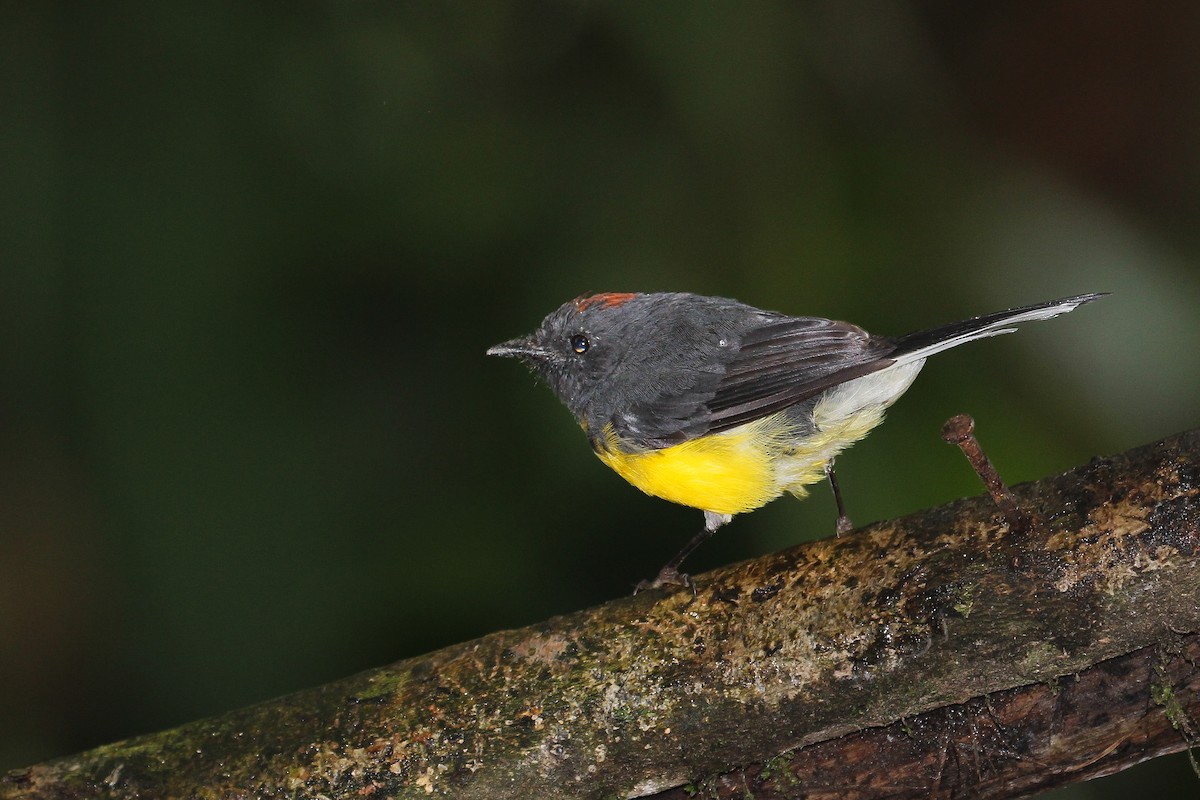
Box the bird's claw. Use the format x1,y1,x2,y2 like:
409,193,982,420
634,567,695,595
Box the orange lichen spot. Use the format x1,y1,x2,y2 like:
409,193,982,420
574,292,637,312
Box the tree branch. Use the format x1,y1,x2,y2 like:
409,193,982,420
4,430,1200,800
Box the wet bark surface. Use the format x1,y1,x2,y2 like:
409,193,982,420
5,431,1199,800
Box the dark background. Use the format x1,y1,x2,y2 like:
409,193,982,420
3,3,1199,797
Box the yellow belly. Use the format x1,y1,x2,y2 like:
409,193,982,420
593,404,889,517
596,422,780,515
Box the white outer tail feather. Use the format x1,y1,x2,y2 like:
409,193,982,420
809,292,1102,454
892,295,1098,367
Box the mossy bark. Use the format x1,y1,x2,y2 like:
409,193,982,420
4,431,1199,800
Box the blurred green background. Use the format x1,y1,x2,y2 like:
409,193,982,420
3,3,1198,797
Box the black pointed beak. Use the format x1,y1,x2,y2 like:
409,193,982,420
486,336,550,360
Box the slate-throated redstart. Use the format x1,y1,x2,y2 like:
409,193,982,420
488,291,1104,589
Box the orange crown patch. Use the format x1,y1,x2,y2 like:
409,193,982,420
574,292,637,312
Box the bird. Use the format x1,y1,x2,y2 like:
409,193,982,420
488,291,1104,589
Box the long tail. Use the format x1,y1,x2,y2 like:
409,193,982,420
890,292,1107,364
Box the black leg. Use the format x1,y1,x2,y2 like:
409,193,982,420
826,461,854,535
636,511,732,593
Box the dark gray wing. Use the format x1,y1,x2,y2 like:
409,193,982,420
705,317,896,433
608,316,897,450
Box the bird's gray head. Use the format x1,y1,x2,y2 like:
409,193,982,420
487,292,768,430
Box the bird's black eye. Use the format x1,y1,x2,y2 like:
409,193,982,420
570,334,590,354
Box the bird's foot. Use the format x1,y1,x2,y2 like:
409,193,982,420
634,567,695,594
